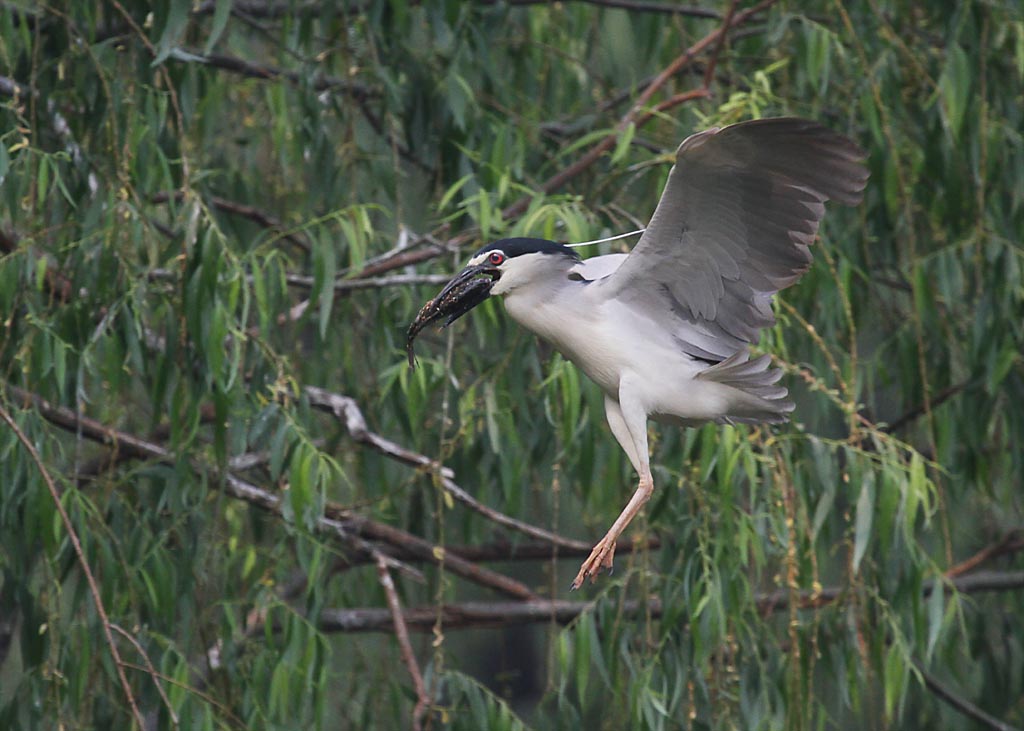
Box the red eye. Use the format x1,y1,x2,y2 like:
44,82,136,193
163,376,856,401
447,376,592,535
488,251,505,265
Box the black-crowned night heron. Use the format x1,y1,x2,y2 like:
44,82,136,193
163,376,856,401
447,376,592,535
408,118,868,590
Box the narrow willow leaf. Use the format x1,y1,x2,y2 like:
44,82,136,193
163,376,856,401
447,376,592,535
938,43,971,140
318,241,336,339
926,575,945,659
204,0,233,54
853,472,874,573
611,122,635,165
883,644,906,719
576,615,591,706
153,0,191,65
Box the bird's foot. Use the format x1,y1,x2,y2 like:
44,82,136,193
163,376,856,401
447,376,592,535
571,538,617,590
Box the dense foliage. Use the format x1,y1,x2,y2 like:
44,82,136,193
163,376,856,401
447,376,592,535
1,1,1022,729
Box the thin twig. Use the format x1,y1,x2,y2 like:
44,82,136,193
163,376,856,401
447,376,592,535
326,503,538,600
912,658,1023,731
150,190,311,252
702,0,739,89
117,661,247,729
377,556,431,731
147,268,450,292
505,0,721,17
166,48,376,98
285,272,452,292
0,402,146,728
946,530,1024,579
110,624,180,728
882,380,970,433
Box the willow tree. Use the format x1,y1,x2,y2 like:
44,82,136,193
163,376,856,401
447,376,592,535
1,1,1021,730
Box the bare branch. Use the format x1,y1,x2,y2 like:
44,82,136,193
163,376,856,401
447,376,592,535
377,557,431,731
702,0,739,89
166,48,377,98
110,624,180,727
503,0,722,17
286,272,452,292
946,530,1024,579
912,658,1023,731
5,384,549,599
304,385,592,551
147,267,450,292
324,503,539,600
318,570,1024,634
882,380,971,433
150,190,311,252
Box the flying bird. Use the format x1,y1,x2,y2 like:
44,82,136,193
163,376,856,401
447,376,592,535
408,118,868,590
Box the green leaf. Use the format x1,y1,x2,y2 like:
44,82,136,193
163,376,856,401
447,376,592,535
938,43,971,141
153,0,191,65
204,0,233,54
926,575,945,659
853,472,874,573
611,122,635,165
883,643,906,719
318,241,337,339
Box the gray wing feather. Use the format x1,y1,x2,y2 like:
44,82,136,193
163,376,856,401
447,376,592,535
597,117,868,360
570,253,628,281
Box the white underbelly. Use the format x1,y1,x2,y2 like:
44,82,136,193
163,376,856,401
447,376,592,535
504,293,703,398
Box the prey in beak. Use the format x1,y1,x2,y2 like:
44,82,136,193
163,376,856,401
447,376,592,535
406,263,498,368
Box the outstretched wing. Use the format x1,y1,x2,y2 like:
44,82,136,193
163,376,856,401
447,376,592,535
596,117,868,360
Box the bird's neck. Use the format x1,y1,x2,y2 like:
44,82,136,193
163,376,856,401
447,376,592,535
500,274,585,341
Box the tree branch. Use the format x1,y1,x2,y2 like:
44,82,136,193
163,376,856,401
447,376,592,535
377,557,431,731
150,190,311,252
946,530,1024,579
166,48,376,98
4,383,423,583
318,570,1024,634
304,385,593,551
882,380,971,433
109,624,179,727
4,384,550,599
503,0,722,17
913,658,1024,731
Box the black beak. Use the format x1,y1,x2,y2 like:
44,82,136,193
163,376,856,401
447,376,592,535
406,264,499,368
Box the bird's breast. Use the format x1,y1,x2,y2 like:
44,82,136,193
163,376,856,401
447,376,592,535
502,286,698,397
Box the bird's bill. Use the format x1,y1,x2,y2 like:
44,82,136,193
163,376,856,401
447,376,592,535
406,263,498,367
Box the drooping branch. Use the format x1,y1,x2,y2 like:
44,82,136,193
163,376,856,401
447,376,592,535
0,403,146,727
4,384,423,580
946,530,1024,578
4,384,549,599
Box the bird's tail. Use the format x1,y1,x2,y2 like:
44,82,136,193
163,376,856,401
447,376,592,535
696,351,794,424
